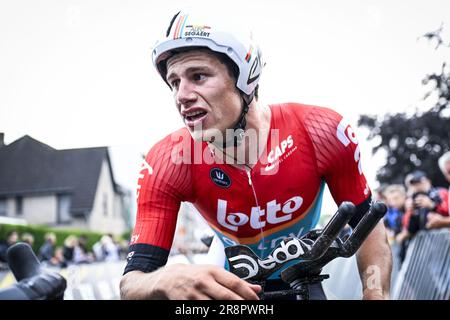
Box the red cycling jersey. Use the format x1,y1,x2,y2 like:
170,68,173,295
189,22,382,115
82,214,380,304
125,103,371,275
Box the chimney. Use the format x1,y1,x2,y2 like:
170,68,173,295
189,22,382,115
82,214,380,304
0,132,4,148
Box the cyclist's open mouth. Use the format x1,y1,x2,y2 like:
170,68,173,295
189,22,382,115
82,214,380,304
184,110,207,127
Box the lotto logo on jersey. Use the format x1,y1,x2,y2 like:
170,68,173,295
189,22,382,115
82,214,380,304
217,196,303,232
336,118,362,174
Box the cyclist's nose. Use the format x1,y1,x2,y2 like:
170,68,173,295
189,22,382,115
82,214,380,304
176,79,197,106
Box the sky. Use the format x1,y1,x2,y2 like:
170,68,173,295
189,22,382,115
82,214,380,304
1,0,450,217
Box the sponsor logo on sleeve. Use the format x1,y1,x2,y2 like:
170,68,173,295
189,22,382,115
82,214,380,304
136,159,153,200
336,118,362,174
126,251,135,261
130,234,140,245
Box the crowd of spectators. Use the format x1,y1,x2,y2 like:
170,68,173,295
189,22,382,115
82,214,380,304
0,231,127,270
378,151,450,266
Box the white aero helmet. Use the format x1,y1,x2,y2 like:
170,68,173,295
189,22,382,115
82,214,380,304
152,8,263,101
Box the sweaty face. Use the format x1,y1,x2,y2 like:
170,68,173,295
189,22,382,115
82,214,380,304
165,49,242,142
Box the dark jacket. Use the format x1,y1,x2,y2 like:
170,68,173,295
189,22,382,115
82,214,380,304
38,241,55,262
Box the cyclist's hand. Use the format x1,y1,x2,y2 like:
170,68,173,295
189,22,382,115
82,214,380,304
156,264,261,300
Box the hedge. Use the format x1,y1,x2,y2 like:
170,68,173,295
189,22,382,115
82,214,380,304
0,223,118,254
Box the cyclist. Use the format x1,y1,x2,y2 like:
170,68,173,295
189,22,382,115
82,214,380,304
120,7,392,300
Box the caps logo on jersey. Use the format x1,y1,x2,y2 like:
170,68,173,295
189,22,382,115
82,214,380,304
265,134,296,172
210,168,232,188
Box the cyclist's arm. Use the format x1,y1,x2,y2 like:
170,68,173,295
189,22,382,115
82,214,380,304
304,107,392,299
356,221,392,300
120,264,261,300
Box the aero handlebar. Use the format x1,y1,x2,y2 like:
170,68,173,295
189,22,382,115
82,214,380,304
225,200,387,299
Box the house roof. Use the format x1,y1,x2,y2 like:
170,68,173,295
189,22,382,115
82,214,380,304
0,135,120,215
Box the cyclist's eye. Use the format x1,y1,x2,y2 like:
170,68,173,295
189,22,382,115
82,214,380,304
193,73,206,82
170,79,180,90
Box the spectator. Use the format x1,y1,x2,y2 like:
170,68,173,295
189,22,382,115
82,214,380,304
438,151,450,187
78,235,89,255
396,170,449,262
21,233,35,247
98,234,120,262
403,170,448,234
383,184,406,238
62,235,78,264
43,246,67,269
73,235,93,264
38,232,57,262
92,238,106,261
382,184,407,273
427,152,450,229
0,230,19,263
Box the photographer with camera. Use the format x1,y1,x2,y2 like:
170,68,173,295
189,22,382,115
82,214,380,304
395,170,448,262
426,152,450,229
404,170,448,232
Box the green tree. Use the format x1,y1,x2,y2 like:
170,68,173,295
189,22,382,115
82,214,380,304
358,26,450,188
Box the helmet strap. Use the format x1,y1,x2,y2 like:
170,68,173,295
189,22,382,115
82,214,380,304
223,92,254,148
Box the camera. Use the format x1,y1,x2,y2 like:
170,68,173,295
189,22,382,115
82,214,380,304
408,191,442,234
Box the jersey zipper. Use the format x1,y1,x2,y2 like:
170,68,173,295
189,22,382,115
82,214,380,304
246,168,252,186
245,166,266,257
245,167,256,200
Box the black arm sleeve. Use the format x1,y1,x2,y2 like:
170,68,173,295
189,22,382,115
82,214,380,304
123,243,170,275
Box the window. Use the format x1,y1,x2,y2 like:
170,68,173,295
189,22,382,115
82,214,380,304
57,195,71,224
0,199,6,216
15,196,23,215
